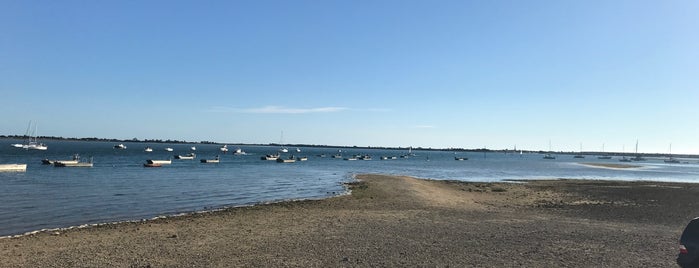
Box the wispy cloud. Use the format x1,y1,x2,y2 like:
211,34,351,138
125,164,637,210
414,125,436,129
207,105,348,114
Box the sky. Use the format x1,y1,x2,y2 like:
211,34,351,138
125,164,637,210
1,0,697,154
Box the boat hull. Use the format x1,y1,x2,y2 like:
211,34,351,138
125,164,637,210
0,164,27,172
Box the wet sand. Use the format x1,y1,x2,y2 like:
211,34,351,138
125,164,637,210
1,174,695,267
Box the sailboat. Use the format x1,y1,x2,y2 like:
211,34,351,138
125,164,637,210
619,145,631,162
278,131,288,153
664,143,680,164
23,121,47,150
631,140,645,161
543,140,556,159
598,143,612,159
573,143,585,158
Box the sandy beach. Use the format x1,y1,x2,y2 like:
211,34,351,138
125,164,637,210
1,174,695,267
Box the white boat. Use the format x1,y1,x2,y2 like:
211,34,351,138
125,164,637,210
165,147,174,152
175,153,196,160
296,156,308,161
24,122,47,150
278,131,288,153
24,142,48,151
144,147,153,152
455,157,468,161
665,143,680,163
276,155,296,163
295,148,301,153
190,146,197,151
147,159,172,165
114,144,127,149
42,154,80,165
220,145,229,153
55,156,93,167
201,155,220,163
233,148,246,155
261,154,280,161
0,164,27,172
12,121,47,150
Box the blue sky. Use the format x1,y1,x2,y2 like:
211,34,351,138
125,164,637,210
1,1,697,153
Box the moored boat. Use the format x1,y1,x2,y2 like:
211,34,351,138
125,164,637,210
175,153,196,160
261,154,280,161
55,156,93,167
42,154,80,165
114,144,127,149
143,163,162,167
276,155,296,163
0,164,27,172
455,157,468,161
201,155,220,163
220,145,229,153
147,159,172,165
165,147,174,152
144,147,153,152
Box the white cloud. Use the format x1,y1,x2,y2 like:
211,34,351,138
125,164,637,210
207,105,348,114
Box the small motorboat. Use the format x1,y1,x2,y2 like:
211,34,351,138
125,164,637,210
261,154,280,161
42,154,81,165
0,164,27,172
55,156,93,167
220,145,229,153
147,159,172,165
277,155,296,163
144,147,153,152
201,155,220,163
143,163,162,167
455,157,468,161
114,144,127,149
165,147,174,152
175,153,196,160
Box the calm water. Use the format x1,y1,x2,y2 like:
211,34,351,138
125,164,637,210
1,139,699,236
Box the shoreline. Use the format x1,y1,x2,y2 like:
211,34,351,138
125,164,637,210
1,174,694,266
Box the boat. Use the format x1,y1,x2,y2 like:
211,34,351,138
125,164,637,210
455,157,468,161
165,147,174,152
114,144,127,149
55,156,93,167
344,156,358,161
317,154,327,158
573,143,585,158
190,146,197,151
598,143,612,159
543,140,556,159
261,154,280,161
143,163,162,167
174,153,196,160
296,156,308,161
358,155,372,160
380,156,388,160
146,159,172,165
42,154,80,165
0,164,27,172
201,155,220,163
631,140,645,161
619,156,632,162
233,148,246,155
278,131,288,153
664,143,680,163
220,145,229,153
295,148,301,153
144,147,153,152
332,152,343,158
276,155,296,163
13,121,48,150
